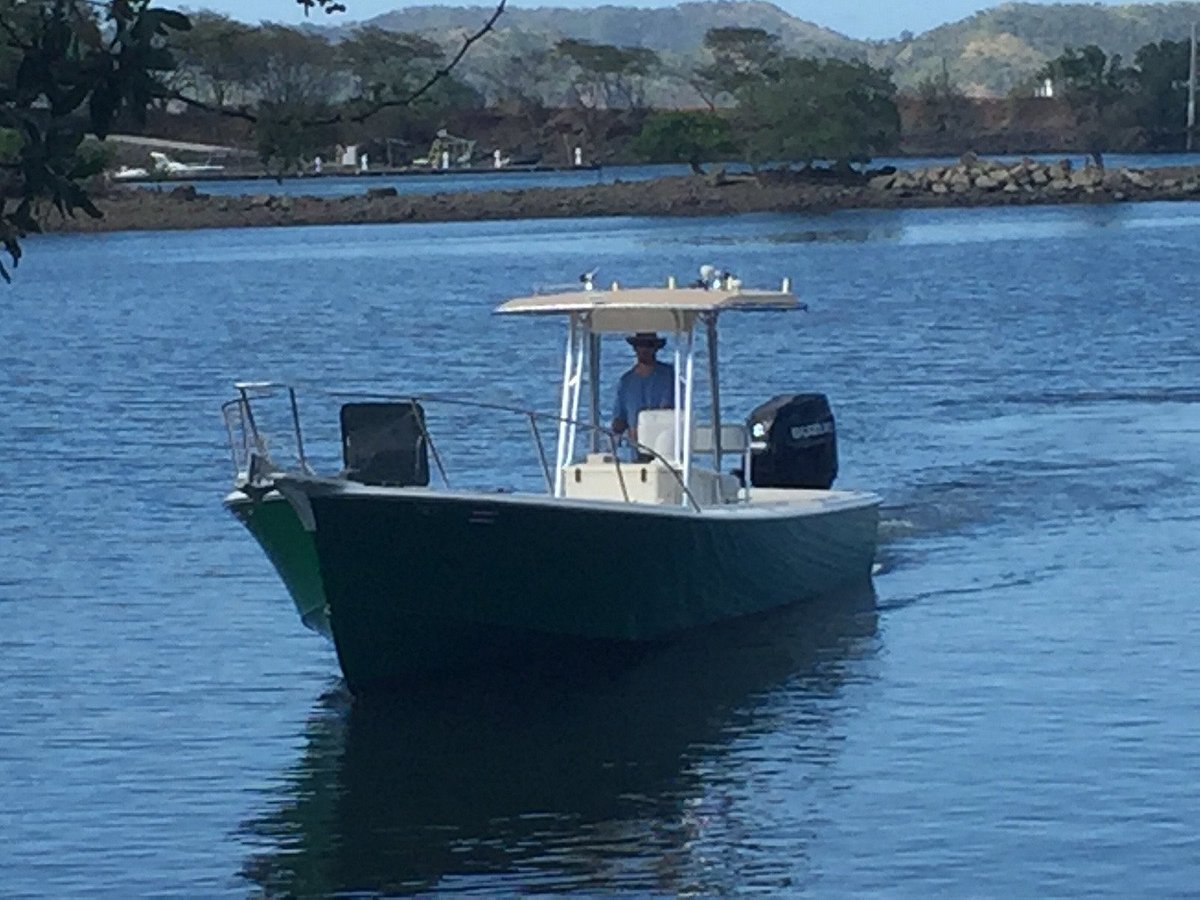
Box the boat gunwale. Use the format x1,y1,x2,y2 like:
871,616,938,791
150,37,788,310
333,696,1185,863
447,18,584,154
270,473,881,521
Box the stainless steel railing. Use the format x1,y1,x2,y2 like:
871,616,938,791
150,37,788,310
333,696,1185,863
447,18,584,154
222,383,751,512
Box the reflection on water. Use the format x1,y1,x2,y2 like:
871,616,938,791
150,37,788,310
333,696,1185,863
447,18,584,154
703,227,905,246
239,586,878,895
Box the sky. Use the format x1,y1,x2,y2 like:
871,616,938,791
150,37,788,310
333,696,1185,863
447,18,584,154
183,0,1165,40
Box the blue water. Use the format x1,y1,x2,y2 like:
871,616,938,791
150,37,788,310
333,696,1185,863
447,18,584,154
3,203,1200,894
146,152,1200,198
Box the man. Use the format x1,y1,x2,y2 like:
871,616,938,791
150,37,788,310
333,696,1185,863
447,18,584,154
611,332,675,447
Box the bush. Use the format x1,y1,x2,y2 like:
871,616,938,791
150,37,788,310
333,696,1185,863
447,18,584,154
632,111,736,173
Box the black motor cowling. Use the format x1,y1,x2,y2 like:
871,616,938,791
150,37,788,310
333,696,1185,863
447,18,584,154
747,393,838,489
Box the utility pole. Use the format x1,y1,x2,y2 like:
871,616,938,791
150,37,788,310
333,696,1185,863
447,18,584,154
1189,22,1197,151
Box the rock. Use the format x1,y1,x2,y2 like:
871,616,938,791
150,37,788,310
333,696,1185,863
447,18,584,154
169,185,198,201
247,194,272,208
974,175,999,190
705,166,729,187
931,182,949,194
367,186,398,199
1049,178,1072,192
1123,170,1152,189
1070,168,1102,189
959,150,980,169
1003,182,1021,193
1031,169,1050,186
868,174,895,190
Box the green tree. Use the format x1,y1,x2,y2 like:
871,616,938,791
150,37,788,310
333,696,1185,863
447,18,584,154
736,58,900,167
913,59,973,135
1037,45,1135,163
233,25,340,169
555,39,660,110
632,110,735,173
1130,39,1190,148
692,27,781,109
0,0,191,281
0,0,504,280
168,12,256,108
554,38,660,160
337,27,444,105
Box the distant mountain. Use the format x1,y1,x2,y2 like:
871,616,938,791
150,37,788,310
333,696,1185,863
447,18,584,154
875,2,1200,95
327,1,1200,97
355,2,859,57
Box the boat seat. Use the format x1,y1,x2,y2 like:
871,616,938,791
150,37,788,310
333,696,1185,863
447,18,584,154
694,424,749,454
637,408,693,461
340,401,430,487
636,410,749,459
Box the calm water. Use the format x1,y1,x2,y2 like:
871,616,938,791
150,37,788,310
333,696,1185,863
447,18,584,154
3,203,1200,895
150,152,1200,198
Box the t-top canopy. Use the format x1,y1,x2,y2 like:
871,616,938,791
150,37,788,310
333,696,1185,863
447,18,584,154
496,283,801,334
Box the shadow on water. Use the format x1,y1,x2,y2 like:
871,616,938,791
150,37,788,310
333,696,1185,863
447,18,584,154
237,584,879,895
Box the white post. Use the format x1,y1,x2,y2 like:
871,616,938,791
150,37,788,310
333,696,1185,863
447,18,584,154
672,324,682,466
565,319,585,469
589,331,602,453
705,314,722,472
681,323,695,505
494,149,502,169
441,150,450,170
574,146,583,167
553,315,578,497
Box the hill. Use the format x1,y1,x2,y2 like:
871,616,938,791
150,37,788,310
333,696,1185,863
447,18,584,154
878,2,1200,95
357,2,859,57
324,1,1200,97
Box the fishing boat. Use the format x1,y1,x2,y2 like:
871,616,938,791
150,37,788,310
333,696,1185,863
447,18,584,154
223,274,880,694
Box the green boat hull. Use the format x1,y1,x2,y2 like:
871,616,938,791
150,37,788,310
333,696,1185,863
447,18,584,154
226,491,331,640
291,486,879,694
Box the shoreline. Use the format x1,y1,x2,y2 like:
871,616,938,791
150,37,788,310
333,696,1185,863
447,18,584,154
44,159,1200,234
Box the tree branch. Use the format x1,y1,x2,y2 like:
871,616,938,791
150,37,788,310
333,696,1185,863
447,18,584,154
170,0,505,128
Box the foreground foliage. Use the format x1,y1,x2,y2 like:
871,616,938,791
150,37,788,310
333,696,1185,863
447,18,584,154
0,0,500,281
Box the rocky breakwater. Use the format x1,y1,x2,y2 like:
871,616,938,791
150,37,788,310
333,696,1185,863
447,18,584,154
867,152,1200,204
40,156,1200,236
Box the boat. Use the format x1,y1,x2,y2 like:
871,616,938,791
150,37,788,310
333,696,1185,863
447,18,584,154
223,273,881,694
110,152,226,182
111,165,150,181
147,151,225,175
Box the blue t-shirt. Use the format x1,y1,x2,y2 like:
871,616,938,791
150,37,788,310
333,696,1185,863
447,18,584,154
613,362,675,432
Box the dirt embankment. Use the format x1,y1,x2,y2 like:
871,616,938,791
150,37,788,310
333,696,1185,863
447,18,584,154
44,158,1200,235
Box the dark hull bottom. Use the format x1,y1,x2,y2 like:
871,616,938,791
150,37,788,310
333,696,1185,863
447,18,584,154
305,490,879,695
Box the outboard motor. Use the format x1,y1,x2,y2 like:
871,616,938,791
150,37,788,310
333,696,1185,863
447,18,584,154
747,393,838,489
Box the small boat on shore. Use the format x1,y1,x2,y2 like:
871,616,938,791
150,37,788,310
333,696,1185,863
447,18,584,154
223,275,880,694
